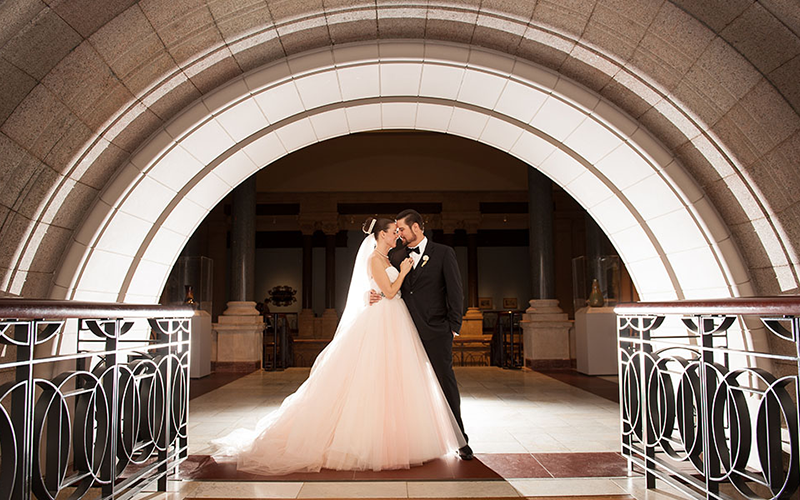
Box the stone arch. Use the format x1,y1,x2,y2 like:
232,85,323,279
1,1,798,299
49,41,751,319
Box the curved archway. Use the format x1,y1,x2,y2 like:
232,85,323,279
3,2,798,300
50,41,752,311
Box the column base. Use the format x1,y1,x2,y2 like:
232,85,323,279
212,301,264,372
461,307,484,335
521,299,573,370
221,300,260,316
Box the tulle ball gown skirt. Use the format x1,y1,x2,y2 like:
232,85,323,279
212,296,465,475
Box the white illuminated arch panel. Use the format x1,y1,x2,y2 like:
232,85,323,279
53,41,753,304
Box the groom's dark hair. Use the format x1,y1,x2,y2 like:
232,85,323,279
396,209,424,231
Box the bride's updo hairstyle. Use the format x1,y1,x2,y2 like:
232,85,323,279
362,216,393,240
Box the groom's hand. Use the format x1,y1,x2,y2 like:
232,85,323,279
369,289,383,305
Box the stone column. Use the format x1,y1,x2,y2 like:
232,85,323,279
297,226,315,338
320,224,339,339
461,229,483,335
207,205,227,323
229,177,256,303
528,168,555,300
521,168,571,370
212,177,263,372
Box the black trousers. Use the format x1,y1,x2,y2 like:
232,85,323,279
421,334,468,443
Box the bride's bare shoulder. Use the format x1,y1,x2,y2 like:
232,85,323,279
367,252,381,274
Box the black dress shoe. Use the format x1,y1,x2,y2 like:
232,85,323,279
458,444,474,460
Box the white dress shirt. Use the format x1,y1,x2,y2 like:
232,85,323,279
409,237,428,268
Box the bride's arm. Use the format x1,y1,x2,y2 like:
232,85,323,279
369,256,409,299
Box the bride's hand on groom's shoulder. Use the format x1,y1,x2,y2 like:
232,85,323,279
369,289,382,305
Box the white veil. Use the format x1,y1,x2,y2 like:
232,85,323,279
334,234,376,338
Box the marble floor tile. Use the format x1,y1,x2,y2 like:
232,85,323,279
406,480,521,497
611,477,686,500
134,480,199,500
190,481,303,498
469,440,531,453
509,477,628,496
297,481,407,498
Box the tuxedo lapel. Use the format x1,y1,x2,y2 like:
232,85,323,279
409,242,435,287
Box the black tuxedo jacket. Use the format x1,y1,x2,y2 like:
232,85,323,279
389,239,463,340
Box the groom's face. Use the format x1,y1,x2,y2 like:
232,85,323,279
396,218,419,246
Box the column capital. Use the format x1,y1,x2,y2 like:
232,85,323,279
298,212,339,235
298,221,316,236
441,212,480,233
320,221,340,236
464,218,481,234
441,219,459,234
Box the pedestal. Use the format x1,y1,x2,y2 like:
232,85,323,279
320,308,338,339
298,308,315,337
190,310,212,378
292,338,329,366
461,307,484,335
520,299,572,370
212,301,264,372
575,306,618,375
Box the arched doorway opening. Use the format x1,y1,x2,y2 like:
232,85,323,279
52,41,750,311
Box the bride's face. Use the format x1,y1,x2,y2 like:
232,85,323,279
380,223,397,246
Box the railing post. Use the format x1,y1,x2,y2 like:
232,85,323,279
159,321,171,492
101,320,120,498
699,317,720,497
640,317,656,489
180,319,190,460
12,322,34,500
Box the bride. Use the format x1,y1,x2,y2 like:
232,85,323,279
212,217,466,474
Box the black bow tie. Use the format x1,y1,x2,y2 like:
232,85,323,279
408,246,420,254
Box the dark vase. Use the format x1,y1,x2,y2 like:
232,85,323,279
588,279,605,307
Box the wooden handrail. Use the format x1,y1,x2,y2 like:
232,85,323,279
615,296,800,316
0,298,194,320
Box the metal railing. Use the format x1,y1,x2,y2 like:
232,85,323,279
263,313,294,371
616,297,799,499
0,299,193,500
495,311,523,369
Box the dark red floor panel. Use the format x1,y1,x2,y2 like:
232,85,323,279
179,452,633,481
532,452,629,478
474,453,552,479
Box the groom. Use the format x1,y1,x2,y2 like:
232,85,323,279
372,209,473,460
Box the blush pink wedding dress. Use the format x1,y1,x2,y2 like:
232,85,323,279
212,264,465,474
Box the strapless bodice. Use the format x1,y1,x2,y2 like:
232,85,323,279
385,266,399,283
370,266,400,298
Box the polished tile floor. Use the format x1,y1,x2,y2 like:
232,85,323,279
138,367,684,499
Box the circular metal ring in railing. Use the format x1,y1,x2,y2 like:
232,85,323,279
709,365,752,485
756,373,799,498
32,378,72,500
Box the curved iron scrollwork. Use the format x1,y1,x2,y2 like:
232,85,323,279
0,300,192,500
617,304,800,499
